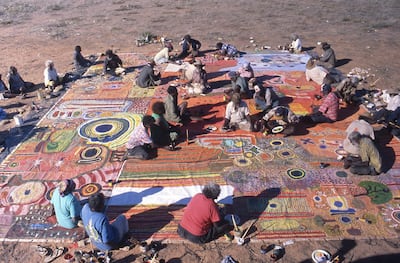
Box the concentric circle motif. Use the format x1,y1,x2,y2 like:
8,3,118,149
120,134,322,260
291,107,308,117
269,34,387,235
286,168,306,180
233,157,252,167
78,146,103,164
270,139,284,147
9,162,18,168
336,171,348,178
277,149,296,159
78,116,132,148
340,216,352,224
80,183,102,197
313,195,322,203
8,181,46,205
391,210,400,224
244,151,255,158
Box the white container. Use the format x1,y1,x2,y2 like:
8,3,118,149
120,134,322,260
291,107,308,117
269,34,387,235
14,115,24,127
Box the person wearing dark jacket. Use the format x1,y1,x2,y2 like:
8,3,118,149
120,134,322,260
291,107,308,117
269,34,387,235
136,60,161,88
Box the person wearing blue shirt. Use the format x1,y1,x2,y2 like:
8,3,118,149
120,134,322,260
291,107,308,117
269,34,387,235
81,192,129,251
51,179,82,229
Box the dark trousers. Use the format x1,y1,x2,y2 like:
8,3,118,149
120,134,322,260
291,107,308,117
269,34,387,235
177,222,230,244
127,145,153,160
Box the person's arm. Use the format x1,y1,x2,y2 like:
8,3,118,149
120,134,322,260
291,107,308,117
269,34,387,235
116,56,123,67
70,197,82,224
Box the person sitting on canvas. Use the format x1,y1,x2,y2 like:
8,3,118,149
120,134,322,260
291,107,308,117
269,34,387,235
151,101,180,151
215,42,239,59
125,115,156,160
103,49,125,75
305,58,334,86
342,118,375,156
222,93,252,131
253,82,280,112
177,182,231,244
164,85,188,125
81,192,129,251
184,60,208,95
260,106,299,137
316,42,337,69
175,34,202,60
300,84,339,123
51,179,82,229
228,71,251,99
136,60,161,88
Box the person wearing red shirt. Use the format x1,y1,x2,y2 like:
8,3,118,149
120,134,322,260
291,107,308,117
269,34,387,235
177,182,231,243
301,84,339,123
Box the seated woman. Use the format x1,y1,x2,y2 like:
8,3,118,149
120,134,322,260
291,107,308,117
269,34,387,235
154,42,173,65
43,60,61,91
253,83,279,112
164,85,188,125
151,101,180,151
222,93,252,131
51,179,82,229
177,182,231,244
184,60,208,95
7,66,32,96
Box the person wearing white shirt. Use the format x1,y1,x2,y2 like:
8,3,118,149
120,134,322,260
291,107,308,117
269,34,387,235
44,60,60,90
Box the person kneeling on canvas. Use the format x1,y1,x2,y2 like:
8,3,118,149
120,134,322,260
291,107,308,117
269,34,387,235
81,192,129,251
343,131,382,176
51,179,82,229
177,182,231,244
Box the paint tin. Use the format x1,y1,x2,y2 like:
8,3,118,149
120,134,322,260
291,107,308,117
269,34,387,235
140,241,148,253
236,237,245,246
271,245,284,261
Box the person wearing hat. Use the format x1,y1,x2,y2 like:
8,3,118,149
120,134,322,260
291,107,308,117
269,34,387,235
305,58,334,86
215,42,239,59
335,76,360,104
343,131,382,176
261,106,299,136
316,42,337,69
343,118,375,156
222,93,252,131
81,192,129,251
50,179,82,229
228,71,251,99
175,34,202,60
238,62,255,83
301,84,339,123
136,60,161,88
154,42,174,65
103,49,124,75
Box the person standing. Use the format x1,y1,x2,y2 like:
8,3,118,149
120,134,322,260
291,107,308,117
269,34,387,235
51,179,82,229
81,192,129,251
177,182,231,244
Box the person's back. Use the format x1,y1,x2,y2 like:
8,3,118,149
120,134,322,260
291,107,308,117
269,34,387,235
51,180,82,229
359,136,382,174
73,46,91,70
7,67,25,94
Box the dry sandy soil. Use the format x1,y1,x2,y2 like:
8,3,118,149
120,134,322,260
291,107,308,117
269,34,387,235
1,0,400,262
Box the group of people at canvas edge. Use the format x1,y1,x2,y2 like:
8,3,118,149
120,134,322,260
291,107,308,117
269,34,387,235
45,33,398,251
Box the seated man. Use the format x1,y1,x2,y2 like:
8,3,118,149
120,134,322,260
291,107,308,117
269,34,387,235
343,118,375,156
81,192,129,251
125,115,156,160
335,76,360,104
228,71,251,99
73,45,92,72
215,42,239,59
103,49,124,75
238,62,254,83
136,60,161,88
222,93,252,131
343,131,382,176
253,83,279,112
51,179,82,229
316,42,337,69
388,107,400,138
261,106,299,137
301,84,339,123
177,182,231,244
164,85,188,125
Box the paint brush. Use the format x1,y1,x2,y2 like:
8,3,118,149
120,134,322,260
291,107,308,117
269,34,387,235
186,129,189,145
231,214,238,231
241,219,257,239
